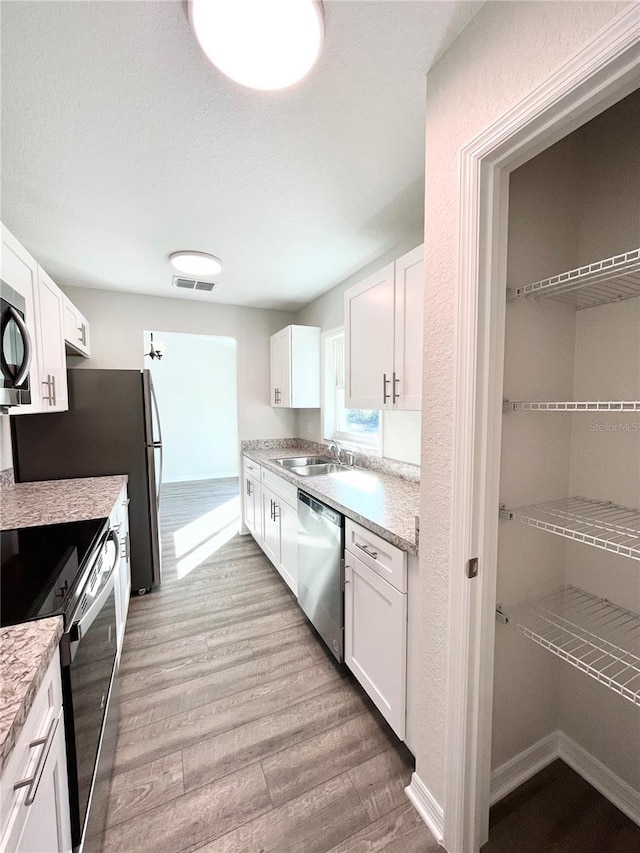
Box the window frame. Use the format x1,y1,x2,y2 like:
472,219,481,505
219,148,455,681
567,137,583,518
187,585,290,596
321,327,382,454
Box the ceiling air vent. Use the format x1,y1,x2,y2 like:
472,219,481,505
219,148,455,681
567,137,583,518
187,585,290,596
172,276,217,293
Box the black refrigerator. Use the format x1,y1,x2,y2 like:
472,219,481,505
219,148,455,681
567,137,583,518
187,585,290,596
11,368,163,593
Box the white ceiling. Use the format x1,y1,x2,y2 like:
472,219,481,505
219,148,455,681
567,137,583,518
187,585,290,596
1,1,482,311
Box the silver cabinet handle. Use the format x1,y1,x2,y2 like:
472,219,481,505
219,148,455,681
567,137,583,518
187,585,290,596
382,373,390,404
273,501,280,520
42,375,52,403
246,478,251,496
355,542,378,560
14,715,59,805
392,372,400,404
78,324,87,346
50,374,56,406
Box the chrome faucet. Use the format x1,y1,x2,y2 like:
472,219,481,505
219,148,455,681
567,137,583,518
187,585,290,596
328,440,342,463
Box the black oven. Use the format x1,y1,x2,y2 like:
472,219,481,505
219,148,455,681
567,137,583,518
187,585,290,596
1,278,32,410
1,517,120,851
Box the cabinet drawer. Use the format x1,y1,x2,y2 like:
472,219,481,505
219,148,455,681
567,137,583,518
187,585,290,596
345,518,407,593
243,456,261,478
261,467,298,508
0,652,63,844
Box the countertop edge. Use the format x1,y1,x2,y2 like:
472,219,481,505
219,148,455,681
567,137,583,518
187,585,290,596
243,448,419,555
0,616,64,774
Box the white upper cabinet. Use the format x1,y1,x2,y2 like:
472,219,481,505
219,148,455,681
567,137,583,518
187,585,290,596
1,222,88,414
344,263,395,410
1,224,42,415
63,295,90,357
344,245,424,411
36,267,68,412
393,245,424,411
270,325,321,408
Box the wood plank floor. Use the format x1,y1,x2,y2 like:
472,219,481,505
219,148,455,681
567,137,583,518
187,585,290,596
88,479,437,853
88,478,640,853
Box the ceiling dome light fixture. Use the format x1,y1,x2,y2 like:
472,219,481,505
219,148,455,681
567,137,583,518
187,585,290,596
188,0,324,91
169,251,223,277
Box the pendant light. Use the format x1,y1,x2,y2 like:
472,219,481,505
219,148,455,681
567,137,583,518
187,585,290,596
189,0,324,91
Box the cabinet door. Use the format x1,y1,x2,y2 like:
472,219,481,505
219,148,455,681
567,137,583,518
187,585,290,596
63,297,90,357
261,486,280,565
36,268,68,412
344,554,407,738
277,498,298,595
393,245,424,411
1,224,42,414
244,473,261,540
6,710,72,853
344,263,395,409
270,329,291,408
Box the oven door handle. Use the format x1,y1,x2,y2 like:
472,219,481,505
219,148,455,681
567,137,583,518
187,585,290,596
69,566,116,646
68,529,120,644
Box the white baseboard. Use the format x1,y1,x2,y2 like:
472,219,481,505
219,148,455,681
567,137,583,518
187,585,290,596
405,772,444,845
490,730,640,827
558,732,640,827
490,731,559,805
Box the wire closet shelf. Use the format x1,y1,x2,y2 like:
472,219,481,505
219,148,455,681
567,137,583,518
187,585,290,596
500,586,640,706
510,247,640,309
505,497,640,561
503,400,640,413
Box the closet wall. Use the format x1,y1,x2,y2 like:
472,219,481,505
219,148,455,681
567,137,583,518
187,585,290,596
492,90,640,790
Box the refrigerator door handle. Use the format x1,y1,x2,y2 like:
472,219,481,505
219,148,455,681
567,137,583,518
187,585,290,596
149,379,163,511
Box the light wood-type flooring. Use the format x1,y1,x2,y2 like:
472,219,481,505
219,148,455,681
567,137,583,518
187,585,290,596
89,478,438,853
89,479,640,853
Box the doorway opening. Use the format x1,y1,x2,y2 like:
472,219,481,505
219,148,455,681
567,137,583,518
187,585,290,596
143,330,240,582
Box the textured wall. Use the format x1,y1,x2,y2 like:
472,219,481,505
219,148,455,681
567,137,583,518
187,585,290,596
416,0,631,807
62,286,298,442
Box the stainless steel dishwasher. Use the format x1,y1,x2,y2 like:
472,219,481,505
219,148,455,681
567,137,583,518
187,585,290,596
297,491,345,662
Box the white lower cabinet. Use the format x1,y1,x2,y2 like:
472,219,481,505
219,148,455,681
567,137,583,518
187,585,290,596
244,472,261,541
0,654,71,853
344,521,408,740
261,484,298,596
242,459,298,597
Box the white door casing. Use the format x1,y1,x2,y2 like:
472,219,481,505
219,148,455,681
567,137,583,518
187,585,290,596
443,9,640,853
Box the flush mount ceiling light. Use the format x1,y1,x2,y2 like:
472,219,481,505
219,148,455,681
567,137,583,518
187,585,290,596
188,0,324,91
168,251,223,277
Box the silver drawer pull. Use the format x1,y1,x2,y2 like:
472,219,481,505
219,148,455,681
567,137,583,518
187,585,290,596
355,542,378,560
14,716,59,805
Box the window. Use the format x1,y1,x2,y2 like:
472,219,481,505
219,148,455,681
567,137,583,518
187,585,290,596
323,329,381,451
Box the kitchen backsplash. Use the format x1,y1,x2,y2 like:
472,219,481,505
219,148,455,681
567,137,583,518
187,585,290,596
241,438,420,483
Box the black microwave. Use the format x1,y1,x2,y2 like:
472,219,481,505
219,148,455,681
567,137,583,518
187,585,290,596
1,278,32,411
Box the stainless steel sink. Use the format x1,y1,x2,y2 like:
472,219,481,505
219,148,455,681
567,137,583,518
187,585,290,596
273,456,333,469
290,462,353,477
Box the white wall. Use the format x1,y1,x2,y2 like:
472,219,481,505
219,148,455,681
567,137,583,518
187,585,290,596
417,0,631,809
144,331,239,483
295,230,424,465
62,286,298,443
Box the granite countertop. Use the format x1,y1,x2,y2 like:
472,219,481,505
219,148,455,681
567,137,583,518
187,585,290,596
243,447,420,555
0,475,128,530
0,617,64,773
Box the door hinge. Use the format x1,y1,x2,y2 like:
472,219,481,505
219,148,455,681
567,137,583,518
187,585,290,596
466,557,479,579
